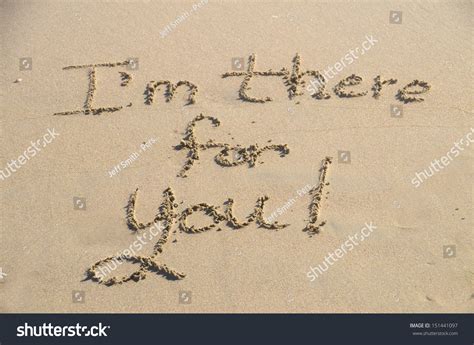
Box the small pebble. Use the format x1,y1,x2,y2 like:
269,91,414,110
14,78,22,83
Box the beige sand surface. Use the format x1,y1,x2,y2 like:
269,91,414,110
0,0,472,313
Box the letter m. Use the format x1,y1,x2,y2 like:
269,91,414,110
145,80,198,105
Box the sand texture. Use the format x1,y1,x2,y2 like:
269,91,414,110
0,0,472,313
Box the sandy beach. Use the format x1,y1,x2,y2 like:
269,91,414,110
0,0,472,313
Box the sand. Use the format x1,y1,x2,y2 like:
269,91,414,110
0,0,472,313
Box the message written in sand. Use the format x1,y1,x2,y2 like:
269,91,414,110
49,57,429,285
54,55,431,116
85,157,332,285
85,113,329,285
175,114,289,177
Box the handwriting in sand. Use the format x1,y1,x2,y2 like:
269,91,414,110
54,55,431,116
